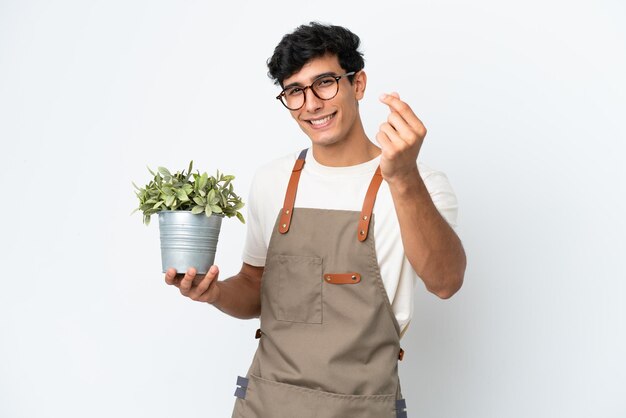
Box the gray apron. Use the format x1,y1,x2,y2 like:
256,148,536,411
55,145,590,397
232,149,408,418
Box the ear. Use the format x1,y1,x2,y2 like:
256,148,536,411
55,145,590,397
354,70,367,100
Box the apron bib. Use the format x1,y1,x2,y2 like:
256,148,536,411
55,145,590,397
232,149,408,418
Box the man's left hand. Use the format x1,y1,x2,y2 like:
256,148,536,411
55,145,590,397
376,92,427,184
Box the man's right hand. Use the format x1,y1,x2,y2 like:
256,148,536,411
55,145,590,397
164,262,263,319
165,265,221,304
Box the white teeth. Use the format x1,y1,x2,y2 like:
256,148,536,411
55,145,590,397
310,113,335,125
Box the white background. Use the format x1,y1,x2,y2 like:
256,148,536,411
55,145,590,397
1,0,625,417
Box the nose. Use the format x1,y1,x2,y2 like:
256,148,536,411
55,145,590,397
303,86,323,113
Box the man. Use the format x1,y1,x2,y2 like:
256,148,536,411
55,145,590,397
165,22,466,418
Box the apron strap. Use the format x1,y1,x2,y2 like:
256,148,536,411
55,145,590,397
357,166,383,242
279,149,308,234
279,148,384,241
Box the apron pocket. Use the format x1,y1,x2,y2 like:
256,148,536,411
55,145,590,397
273,254,323,324
243,374,396,418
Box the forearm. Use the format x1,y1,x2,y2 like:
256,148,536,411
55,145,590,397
388,168,466,299
212,272,261,319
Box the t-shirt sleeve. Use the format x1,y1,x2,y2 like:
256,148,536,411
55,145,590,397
422,170,459,229
241,172,268,267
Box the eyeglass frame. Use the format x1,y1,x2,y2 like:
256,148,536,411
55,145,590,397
276,71,357,110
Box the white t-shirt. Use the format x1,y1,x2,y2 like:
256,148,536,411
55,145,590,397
242,148,458,337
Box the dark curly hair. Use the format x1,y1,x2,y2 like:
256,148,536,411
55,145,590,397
267,22,365,87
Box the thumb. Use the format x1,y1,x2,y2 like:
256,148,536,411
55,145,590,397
379,92,401,110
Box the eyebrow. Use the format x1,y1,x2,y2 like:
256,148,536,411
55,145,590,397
283,71,338,89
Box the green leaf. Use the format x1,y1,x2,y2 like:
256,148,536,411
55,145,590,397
186,160,193,178
165,195,175,207
176,189,189,201
193,196,206,206
152,201,164,210
210,205,222,213
158,167,172,179
205,205,213,217
198,172,208,190
236,211,245,224
192,174,200,191
199,189,206,197
147,166,156,177
207,189,216,203
191,205,204,214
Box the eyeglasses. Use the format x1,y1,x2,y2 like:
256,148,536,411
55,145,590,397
276,71,356,110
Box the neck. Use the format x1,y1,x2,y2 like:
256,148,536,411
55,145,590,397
311,120,381,167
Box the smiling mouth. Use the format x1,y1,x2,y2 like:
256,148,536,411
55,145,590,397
308,112,337,126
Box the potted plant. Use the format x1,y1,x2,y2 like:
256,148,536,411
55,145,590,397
133,160,245,274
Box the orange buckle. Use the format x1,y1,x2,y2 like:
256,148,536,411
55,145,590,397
398,348,405,361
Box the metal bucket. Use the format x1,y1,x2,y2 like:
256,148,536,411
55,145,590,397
158,211,224,274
